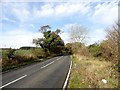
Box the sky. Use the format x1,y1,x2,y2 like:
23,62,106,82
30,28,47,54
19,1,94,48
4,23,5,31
0,0,119,48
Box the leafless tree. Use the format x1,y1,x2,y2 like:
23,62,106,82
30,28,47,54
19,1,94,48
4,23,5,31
68,24,88,53
101,20,119,63
69,24,88,43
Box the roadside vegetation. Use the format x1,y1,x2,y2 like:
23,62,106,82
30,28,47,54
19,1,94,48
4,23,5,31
2,25,67,72
68,54,118,88
2,48,44,71
67,21,119,88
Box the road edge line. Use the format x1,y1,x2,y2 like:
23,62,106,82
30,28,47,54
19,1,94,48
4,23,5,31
62,60,72,90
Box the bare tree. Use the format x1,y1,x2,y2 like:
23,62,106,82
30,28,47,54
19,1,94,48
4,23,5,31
101,20,119,63
69,24,88,43
68,24,88,53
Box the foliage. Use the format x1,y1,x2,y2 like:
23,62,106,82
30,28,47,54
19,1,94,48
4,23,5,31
2,55,37,71
2,48,44,71
71,42,83,53
100,21,119,64
88,43,102,57
39,25,51,33
33,25,65,54
65,42,90,56
7,48,16,60
32,48,45,58
65,43,73,54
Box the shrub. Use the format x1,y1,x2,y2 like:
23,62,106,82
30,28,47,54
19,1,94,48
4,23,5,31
7,48,16,60
88,43,102,57
32,48,45,58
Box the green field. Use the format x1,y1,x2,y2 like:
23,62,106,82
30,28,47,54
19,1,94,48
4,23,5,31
15,50,33,56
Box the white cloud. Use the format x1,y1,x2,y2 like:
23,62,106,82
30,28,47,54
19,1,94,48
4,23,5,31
60,32,70,44
12,7,30,23
55,2,90,16
33,3,54,19
33,2,91,19
64,23,82,30
4,2,118,26
0,29,43,48
29,24,34,28
2,17,16,23
2,3,30,23
87,28,107,45
91,2,118,26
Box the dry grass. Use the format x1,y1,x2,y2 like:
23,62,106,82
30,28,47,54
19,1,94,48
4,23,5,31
68,54,118,88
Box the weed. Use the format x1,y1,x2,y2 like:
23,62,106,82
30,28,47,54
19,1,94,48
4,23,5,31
68,54,118,88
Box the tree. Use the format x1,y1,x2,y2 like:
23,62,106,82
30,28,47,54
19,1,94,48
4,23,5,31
100,21,119,63
55,29,61,34
33,25,65,55
39,25,51,33
68,24,88,53
65,43,73,54
33,38,44,48
69,24,88,43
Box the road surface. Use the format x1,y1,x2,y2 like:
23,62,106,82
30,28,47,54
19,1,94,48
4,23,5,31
1,55,71,89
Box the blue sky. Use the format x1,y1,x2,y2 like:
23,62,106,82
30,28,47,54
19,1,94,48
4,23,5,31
0,0,118,48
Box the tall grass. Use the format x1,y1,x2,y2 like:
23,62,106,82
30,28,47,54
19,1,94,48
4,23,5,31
68,54,118,88
2,48,58,71
15,50,33,56
2,48,45,71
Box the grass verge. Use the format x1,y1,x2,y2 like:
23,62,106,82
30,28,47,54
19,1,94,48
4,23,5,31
68,54,118,88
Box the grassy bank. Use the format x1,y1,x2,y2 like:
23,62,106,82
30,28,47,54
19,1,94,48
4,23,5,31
68,54,118,88
2,48,57,72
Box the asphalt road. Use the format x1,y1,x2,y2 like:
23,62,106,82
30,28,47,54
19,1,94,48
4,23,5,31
1,55,71,89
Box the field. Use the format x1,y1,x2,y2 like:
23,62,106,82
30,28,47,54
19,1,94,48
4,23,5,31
15,50,33,56
68,54,118,88
1,48,45,71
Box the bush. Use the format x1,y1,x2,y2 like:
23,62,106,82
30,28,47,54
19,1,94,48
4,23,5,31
7,48,16,60
88,43,102,57
14,55,35,63
32,48,46,58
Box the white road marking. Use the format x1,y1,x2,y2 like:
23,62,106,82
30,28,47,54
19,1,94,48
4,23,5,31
41,61,55,69
0,56,65,89
62,60,72,90
41,56,63,69
0,75,27,89
57,56,63,61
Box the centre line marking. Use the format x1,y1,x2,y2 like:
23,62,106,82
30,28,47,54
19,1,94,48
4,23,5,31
57,56,63,61
41,56,63,69
41,61,55,69
0,75,27,89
